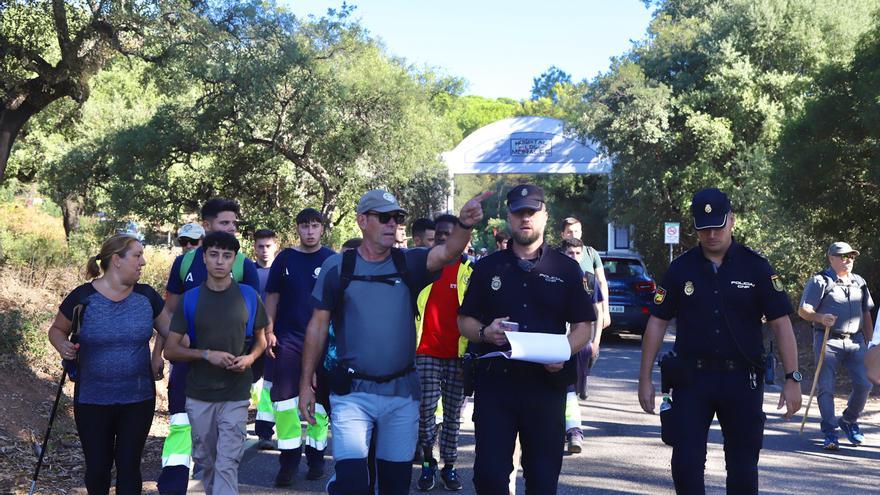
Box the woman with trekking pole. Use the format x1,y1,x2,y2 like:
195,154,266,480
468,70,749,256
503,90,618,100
45,233,170,494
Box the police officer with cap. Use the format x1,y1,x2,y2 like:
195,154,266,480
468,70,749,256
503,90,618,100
458,184,595,494
637,188,802,494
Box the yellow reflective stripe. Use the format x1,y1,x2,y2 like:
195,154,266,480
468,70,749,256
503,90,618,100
275,397,302,450
457,261,473,357
161,423,192,463
565,392,581,430
257,381,275,419
305,408,329,450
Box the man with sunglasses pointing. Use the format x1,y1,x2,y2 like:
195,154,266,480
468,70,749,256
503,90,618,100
299,188,490,495
798,241,874,450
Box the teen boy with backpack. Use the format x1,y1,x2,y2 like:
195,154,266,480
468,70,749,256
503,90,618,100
156,198,261,494
163,231,268,494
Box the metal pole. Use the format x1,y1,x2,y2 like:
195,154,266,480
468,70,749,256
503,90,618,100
29,369,68,495
669,244,673,264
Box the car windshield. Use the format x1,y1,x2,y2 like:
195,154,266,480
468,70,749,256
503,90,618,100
603,258,647,278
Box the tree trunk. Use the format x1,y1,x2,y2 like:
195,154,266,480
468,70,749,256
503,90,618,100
61,194,84,241
0,104,38,183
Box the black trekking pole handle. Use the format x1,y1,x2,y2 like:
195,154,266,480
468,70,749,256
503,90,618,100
29,368,67,495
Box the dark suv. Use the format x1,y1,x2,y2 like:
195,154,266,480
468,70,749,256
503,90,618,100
599,251,656,335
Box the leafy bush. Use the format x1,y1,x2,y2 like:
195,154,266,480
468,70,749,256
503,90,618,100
0,201,71,281
141,246,175,294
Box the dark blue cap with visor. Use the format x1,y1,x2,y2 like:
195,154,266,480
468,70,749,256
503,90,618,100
690,188,731,230
507,184,545,212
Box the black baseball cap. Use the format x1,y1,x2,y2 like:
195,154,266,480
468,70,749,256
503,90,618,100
690,188,731,230
506,184,545,212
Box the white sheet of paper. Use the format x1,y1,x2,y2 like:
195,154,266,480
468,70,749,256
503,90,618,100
478,331,571,365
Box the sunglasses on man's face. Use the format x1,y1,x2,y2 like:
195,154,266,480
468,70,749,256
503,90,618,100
368,211,406,225
835,253,857,261
179,238,200,247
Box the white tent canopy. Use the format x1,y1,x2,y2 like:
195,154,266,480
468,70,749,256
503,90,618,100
441,116,631,252
441,116,612,176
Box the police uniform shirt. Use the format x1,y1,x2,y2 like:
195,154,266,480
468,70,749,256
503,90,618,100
459,244,596,383
651,240,792,362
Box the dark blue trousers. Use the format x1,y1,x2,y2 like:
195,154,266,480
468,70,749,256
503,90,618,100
668,370,765,495
472,371,566,495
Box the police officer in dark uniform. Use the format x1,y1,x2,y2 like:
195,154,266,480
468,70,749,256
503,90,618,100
638,188,803,494
458,184,595,495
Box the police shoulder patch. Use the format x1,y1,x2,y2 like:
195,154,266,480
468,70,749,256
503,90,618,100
771,275,784,292
654,286,667,305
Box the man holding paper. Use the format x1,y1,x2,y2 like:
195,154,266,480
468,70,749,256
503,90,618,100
458,184,596,495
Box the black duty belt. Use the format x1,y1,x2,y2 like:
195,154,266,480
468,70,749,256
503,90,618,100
693,358,752,373
477,358,539,377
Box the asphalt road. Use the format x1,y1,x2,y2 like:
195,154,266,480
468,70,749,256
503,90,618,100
186,331,880,494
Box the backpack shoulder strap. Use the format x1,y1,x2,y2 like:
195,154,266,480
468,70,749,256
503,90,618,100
179,249,197,283
390,248,410,284
183,285,201,347
340,249,358,292
816,271,837,309
238,283,258,337
232,252,246,282
335,249,358,313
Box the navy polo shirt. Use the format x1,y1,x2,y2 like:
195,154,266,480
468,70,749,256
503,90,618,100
651,240,792,362
459,244,596,383
265,246,335,347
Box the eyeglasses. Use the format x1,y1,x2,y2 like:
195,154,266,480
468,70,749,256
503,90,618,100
367,211,406,225
179,238,200,247
835,253,857,261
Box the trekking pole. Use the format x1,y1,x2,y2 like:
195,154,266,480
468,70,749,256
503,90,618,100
29,367,68,495
800,325,831,434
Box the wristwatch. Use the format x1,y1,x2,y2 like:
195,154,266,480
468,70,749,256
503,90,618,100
784,370,803,382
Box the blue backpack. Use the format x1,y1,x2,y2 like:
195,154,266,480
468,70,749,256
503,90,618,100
182,283,259,352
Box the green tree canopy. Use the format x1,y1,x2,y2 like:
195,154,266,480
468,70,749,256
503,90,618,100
775,17,880,285
574,0,880,284
0,0,209,184
43,2,457,243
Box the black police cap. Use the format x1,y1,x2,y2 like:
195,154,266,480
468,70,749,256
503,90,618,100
507,184,545,212
690,188,731,230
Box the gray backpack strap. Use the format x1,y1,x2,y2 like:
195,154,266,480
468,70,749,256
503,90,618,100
816,272,837,310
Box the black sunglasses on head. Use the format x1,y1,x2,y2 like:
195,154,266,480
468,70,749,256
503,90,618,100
367,211,406,224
